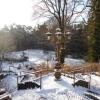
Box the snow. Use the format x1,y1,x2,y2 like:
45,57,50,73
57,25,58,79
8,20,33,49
83,74,100,95
41,74,73,90
64,58,85,66
1,49,86,77
10,73,100,100
3,49,85,67
0,75,17,93
0,49,100,100
12,90,41,100
12,75,85,100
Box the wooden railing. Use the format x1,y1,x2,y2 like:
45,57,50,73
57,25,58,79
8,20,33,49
7,62,100,90
0,89,11,100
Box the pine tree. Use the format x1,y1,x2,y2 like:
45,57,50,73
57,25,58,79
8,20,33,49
88,0,100,62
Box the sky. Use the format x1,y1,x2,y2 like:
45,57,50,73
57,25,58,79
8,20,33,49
0,0,44,28
0,0,88,29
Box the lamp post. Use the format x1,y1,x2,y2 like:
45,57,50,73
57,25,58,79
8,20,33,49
46,28,71,80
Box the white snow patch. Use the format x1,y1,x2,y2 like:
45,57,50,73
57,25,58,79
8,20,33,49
12,74,86,100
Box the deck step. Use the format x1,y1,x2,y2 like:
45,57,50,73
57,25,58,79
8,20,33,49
0,93,11,100
0,89,11,100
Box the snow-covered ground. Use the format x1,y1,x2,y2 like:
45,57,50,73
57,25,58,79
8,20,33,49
0,72,100,100
2,49,85,68
4,73,99,100
1,49,85,76
0,49,86,79
0,49,100,100
10,74,85,100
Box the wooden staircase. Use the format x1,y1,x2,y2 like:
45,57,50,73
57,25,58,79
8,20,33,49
0,89,11,100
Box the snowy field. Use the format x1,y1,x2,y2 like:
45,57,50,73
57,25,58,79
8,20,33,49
0,49,100,100
1,73,99,100
12,74,85,100
1,49,85,77
3,49,85,67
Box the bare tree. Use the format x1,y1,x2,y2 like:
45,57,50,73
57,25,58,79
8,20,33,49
33,0,89,33
33,0,89,64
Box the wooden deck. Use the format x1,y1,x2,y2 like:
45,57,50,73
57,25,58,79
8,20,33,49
0,89,11,100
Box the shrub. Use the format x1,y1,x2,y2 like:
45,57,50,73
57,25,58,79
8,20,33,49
54,71,61,80
73,80,89,88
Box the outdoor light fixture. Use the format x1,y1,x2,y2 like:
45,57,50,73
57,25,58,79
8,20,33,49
66,31,71,40
46,28,71,80
55,28,62,40
46,32,52,40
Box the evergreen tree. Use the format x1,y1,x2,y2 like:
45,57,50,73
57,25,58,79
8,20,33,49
88,0,100,62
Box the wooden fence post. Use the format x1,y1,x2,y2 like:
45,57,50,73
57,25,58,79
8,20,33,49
9,66,10,75
88,73,91,90
47,59,48,71
40,71,42,89
73,72,75,86
20,72,21,77
17,76,18,89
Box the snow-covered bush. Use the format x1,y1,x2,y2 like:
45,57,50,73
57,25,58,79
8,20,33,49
54,71,61,80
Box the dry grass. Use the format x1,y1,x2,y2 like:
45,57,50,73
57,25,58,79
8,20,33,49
62,63,100,74
83,63,100,73
33,62,100,77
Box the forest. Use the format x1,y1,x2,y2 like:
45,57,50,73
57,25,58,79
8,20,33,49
0,22,87,59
